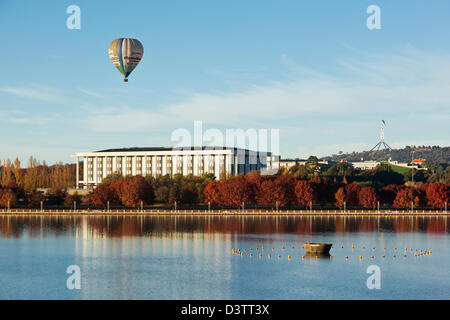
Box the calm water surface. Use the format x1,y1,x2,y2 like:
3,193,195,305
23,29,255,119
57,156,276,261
0,214,449,299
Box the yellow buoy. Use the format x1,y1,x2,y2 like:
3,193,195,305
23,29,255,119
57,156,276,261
288,255,291,260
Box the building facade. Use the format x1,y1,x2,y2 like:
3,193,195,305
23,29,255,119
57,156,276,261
75,147,278,189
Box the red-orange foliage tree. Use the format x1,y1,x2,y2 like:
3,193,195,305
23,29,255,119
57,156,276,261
257,176,295,206
216,176,255,207
358,186,378,209
0,188,17,207
425,183,449,209
203,181,220,204
393,187,422,208
335,187,345,208
294,180,316,206
120,176,154,207
90,184,118,207
344,183,360,206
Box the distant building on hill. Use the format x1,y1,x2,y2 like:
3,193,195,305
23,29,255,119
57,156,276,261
411,159,426,166
279,159,333,171
349,160,380,170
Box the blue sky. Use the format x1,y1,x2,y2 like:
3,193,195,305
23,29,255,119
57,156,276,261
1,0,449,164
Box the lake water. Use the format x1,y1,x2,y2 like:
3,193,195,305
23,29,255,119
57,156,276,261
0,214,449,299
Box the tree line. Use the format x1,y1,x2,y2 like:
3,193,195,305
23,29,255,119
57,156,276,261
1,156,449,209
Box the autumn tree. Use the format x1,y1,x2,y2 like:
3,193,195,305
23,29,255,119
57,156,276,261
203,181,220,205
119,176,154,207
344,183,361,206
0,159,14,187
64,192,82,207
335,187,346,208
294,180,316,206
393,187,422,208
90,185,118,207
217,176,255,207
26,191,45,208
168,185,180,205
0,188,17,208
425,183,449,209
257,176,295,207
154,186,170,203
358,186,378,209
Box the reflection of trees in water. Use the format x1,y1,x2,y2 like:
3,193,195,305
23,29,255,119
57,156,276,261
0,215,448,238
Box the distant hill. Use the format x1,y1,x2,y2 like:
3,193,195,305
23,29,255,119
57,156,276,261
321,146,450,164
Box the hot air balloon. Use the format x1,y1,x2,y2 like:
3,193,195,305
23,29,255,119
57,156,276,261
108,38,143,82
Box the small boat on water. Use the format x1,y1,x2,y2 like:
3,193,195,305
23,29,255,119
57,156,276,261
303,243,333,255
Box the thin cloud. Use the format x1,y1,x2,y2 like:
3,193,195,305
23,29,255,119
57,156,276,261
0,85,67,103
0,109,53,125
78,88,104,98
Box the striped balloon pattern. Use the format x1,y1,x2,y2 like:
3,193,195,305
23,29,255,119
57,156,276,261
108,38,144,81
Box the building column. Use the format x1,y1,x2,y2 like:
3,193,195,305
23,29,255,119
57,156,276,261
83,157,88,189
93,157,98,187
76,156,79,189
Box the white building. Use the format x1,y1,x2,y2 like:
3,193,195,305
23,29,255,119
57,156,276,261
75,147,278,189
349,160,380,170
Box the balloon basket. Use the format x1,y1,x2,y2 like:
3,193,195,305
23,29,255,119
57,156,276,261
124,78,128,82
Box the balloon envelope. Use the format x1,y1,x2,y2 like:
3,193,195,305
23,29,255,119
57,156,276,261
109,38,143,81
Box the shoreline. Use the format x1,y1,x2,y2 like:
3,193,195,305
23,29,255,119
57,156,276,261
1,209,448,216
